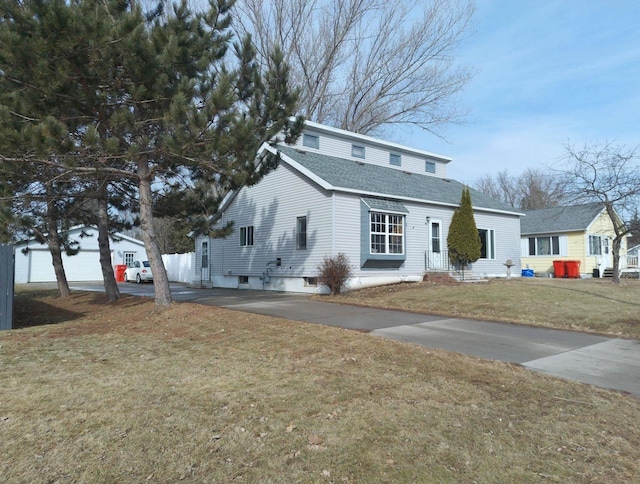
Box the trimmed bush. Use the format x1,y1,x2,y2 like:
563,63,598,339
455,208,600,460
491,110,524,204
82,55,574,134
447,186,481,270
317,253,352,295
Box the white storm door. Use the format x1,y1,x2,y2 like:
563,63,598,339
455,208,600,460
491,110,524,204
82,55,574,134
200,240,210,281
429,220,443,269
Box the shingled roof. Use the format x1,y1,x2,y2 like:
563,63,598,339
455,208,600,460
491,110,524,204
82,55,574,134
276,146,520,215
521,203,604,235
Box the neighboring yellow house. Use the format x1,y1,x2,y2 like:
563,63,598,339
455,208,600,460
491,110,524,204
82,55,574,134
521,203,628,278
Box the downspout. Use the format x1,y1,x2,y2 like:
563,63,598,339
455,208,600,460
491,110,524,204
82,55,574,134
220,213,225,281
331,192,336,257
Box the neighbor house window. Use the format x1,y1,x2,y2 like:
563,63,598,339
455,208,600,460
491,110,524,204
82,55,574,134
352,144,365,158
589,235,602,255
124,252,136,265
240,226,254,247
528,236,560,256
389,153,401,166
425,161,436,173
296,216,307,250
370,212,404,254
303,133,319,149
478,229,495,259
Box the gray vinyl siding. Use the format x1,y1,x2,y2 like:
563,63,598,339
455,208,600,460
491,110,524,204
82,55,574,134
213,164,333,278
293,127,448,178
332,193,362,261
333,194,453,276
331,194,521,277
472,212,522,275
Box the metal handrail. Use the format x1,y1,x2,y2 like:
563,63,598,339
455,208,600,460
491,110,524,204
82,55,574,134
425,248,470,279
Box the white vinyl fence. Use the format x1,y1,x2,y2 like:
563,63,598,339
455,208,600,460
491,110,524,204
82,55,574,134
161,252,194,283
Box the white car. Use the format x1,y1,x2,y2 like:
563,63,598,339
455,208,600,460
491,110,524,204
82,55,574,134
124,260,153,283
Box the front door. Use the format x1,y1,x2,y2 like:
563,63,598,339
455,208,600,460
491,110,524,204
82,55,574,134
200,240,210,281
428,220,443,270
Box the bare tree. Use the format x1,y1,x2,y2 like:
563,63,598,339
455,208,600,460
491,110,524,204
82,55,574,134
475,170,518,208
474,169,565,209
517,169,567,209
233,0,475,135
559,141,640,283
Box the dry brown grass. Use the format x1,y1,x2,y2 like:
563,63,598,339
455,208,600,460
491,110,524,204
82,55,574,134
1,290,639,482
333,277,640,339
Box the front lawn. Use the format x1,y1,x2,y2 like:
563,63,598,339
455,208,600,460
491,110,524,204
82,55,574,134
1,290,639,482
334,277,640,338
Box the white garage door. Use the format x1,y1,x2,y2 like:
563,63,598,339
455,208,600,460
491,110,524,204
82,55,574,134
29,250,103,282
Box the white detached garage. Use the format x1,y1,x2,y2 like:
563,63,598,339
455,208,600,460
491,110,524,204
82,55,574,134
14,226,147,283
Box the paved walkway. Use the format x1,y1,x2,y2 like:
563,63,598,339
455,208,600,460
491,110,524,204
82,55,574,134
69,282,640,398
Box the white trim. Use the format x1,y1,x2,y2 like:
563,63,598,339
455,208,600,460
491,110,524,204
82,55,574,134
522,229,587,236
302,120,452,163
585,207,609,233
262,144,334,190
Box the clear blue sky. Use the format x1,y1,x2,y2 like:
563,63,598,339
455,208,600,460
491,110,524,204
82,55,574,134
398,1,640,184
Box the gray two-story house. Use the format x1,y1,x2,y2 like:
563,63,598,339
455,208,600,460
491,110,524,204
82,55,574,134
193,121,522,293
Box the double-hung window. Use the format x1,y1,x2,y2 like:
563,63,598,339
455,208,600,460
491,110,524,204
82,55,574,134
240,226,254,247
478,229,495,260
528,236,560,256
370,212,404,254
124,252,136,266
296,216,307,250
589,235,602,255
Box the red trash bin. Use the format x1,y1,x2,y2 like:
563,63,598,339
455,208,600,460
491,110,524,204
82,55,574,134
553,260,566,278
115,264,127,282
565,260,581,279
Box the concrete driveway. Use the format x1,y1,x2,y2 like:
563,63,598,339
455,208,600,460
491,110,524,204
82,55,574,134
70,282,640,398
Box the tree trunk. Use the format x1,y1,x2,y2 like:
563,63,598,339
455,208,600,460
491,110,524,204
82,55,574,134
137,159,172,308
612,237,621,284
46,201,71,298
604,202,622,284
97,184,121,302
